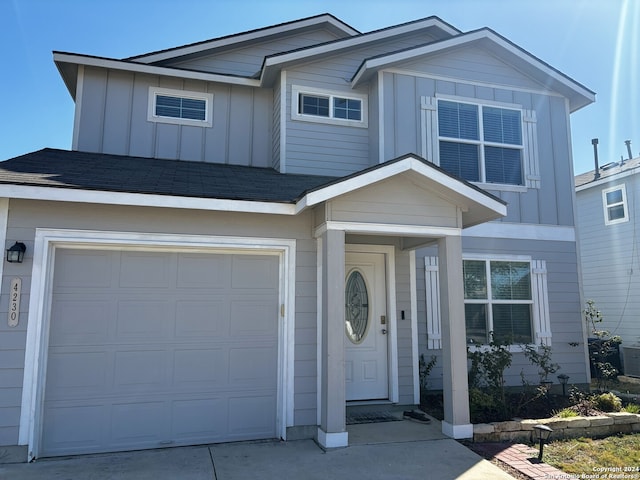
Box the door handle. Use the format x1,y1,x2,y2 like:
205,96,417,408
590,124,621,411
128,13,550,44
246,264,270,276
381,329,387,335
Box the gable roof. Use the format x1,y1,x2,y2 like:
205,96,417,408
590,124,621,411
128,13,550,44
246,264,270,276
126,14,360,64
350,28,595,112
0,150,504,227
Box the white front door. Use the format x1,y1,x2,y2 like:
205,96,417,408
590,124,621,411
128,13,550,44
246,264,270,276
345,251,388,401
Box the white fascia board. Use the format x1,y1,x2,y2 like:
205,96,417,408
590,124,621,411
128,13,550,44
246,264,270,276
351,30,595,109
131,16,360,64
53,53,260,87
316,221,461,238
261,18,457,85
0,185,295,215
296,156,506,217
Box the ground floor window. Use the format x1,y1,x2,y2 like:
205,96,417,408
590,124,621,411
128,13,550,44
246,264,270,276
463,259,533,344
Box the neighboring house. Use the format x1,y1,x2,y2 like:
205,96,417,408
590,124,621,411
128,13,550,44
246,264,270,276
575,147,640,374
0,14,594,460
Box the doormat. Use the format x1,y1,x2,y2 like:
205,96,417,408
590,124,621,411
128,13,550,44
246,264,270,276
346,412,402,425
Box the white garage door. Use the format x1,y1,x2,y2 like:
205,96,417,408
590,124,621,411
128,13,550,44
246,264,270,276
41,248,279,457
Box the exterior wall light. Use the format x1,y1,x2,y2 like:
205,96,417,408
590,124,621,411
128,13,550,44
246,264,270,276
557,373,570,396
6,242,26,263
533,424,553,461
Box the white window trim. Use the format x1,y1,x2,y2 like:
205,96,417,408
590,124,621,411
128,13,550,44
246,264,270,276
603,184,629,226
291,85,368,128
424,254,551,353
422,95,540,190
147,86,213,127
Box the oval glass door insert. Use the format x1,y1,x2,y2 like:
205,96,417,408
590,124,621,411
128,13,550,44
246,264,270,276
345,270,370,344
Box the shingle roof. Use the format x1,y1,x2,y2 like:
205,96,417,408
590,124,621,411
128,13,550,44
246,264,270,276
575,156,640,188
0,149,338,203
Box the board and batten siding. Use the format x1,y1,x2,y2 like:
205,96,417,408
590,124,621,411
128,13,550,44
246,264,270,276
394,249,416,404
76,67,273,166
381,69,575,228
577,177,640,342
0,199,319,447
167,29,344,77
415,237,587,391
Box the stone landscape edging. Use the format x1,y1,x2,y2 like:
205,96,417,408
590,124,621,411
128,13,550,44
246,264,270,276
473,412,640,443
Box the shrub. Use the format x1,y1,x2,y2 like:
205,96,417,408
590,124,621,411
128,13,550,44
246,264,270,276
622,403,640,414
594,392,622,412
554,408,579,418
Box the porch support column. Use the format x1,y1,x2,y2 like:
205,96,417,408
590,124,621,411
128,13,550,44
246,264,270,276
438,234,473,439
317,228,348,448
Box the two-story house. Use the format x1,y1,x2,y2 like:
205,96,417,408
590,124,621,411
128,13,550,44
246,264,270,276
575,143,640,375
0,14,594,460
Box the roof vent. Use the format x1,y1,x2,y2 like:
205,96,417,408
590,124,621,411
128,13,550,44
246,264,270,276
591,138,600,180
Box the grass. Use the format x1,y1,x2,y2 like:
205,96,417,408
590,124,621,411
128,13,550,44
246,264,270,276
544,434,640,475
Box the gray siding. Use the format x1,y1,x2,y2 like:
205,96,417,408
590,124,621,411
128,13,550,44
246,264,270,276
0,199,318,446
168,30,343,77
394,249,415,404
77,67,273,167
416,237,587,391
382,71,575,227
577,177,640,343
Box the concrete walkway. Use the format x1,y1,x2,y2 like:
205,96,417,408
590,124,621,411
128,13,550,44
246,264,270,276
0,419,515,479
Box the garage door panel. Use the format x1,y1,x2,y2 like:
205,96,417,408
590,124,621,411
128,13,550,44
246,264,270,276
172,348,226,386
230,299,278,336
176,254,230,289
43,249,279,456
46,350,108,399
116,300,173,339
113,350,167,390
228,394,277,437
171,397,226,441
53,250,114,290
42,404,105,454
231,256,278,289
110,401,166,445
119,252,172,288
49,300,111,345
229,347,277,385
174,301,228,337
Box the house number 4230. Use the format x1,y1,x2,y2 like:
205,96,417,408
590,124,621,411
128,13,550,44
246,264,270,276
9,278,21,327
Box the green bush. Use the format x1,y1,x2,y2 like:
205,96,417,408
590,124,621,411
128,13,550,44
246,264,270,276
554,408,579,418
622,403,640,413
594,392,622,412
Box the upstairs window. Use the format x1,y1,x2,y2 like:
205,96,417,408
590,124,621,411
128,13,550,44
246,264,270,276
438,100,524,186
147,87,213,127
464,259,533,345
292,85,367,128
603,184,629,225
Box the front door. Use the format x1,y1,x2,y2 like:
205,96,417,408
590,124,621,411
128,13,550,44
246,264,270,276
345,251,388,401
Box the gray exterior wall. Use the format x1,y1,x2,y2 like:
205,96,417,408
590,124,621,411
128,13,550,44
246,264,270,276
577,175,640,344
381,69,575,228
167,29,344,77
76,67,273,166
416,237,588,391
0,199,319,446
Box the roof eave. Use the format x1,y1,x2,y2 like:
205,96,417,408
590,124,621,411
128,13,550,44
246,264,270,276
351,29,595,112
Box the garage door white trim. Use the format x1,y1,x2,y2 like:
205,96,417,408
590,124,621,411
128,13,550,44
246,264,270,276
19,228,296,460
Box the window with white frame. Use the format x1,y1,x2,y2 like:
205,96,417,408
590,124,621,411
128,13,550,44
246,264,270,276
424,256,551,349
438,100,524,185
464,259,533,344
603,185,628,225
147,87,213,127
292,85,368,128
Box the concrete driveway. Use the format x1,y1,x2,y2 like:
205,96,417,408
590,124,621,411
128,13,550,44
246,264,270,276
0,419,515,479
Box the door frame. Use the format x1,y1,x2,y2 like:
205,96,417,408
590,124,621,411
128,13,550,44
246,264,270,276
19,228,296,460
344,244,398,403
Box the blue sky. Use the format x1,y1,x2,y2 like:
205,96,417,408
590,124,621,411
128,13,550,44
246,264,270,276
2,0,638,175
